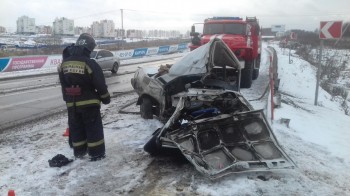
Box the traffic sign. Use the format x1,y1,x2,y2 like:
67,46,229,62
319,21,342,39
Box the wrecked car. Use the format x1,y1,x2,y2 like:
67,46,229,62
131,38,241,121
131,38,296,179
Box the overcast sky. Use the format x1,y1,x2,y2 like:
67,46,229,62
0,0,349,33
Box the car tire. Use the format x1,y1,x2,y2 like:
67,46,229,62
140,97,153,119
111,62,119,74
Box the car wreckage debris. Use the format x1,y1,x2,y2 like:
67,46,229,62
131,39,296,179
144,91,296,179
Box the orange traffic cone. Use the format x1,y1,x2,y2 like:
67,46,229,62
63,127,69,137
8,190,15,196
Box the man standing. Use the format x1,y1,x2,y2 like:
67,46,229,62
58,33,110,161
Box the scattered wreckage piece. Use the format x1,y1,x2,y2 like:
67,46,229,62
144,89,296,179
131,38,296,179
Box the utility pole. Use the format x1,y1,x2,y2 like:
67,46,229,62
120,9,124,49
121,9,124,37
314,40,323,105
315,20,342,105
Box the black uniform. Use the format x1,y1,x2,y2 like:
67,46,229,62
58,44,110,160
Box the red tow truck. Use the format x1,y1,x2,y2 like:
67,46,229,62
189,17,262,88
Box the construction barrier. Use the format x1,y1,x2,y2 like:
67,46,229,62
0,43,189,72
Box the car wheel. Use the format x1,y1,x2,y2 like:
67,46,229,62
140,97,153,119
111,62,119,74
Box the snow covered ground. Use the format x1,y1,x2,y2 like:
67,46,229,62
1,42,350,196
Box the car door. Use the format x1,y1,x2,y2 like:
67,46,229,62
103,50,115,70
96,50,109,70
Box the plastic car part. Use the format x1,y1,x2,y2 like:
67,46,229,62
140,96,153,119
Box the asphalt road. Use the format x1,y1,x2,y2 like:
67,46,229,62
0,58,180,131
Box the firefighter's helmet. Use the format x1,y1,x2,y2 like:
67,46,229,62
76,33,96,52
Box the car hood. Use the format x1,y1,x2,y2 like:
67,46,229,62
147,89,296,179
160,38,241,83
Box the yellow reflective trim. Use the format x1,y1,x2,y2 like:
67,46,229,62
62,61,86,75
66,99,101,107
87,139,104,147
57,63,62,72
100,92,110,99
86,64,92,74
72,140,87,147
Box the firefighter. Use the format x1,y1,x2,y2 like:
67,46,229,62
58,33,110,161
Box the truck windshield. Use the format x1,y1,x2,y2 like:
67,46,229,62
204,23,245,35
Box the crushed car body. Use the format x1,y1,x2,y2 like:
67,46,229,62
131,38,296,179
131,38,241,120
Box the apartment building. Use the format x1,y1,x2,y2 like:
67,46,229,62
91,20,115,38
17,16,36,34
53,17,74,36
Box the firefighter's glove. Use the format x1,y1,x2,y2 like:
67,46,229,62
100,92,111,105
101,96,111,105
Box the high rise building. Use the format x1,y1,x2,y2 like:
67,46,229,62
74,26,91,35
91,20,115,38
36,25,52,34
17,15,36,34
53,17,74,36
0,26,6,33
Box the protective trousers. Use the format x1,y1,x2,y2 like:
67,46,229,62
68,106,105,158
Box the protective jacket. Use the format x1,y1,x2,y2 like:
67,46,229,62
58,45,110,108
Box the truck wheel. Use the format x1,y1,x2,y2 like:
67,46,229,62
140,97,153,119
240,61,253,88
252,68,259,80
111,62,119,74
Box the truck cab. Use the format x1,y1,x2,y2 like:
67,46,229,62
190,17,261,88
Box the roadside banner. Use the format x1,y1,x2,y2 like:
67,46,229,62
3,56,48,72
0,43,189,72
146,47,159,56
132,48,148,58
158,46,170,54
0,58,11,72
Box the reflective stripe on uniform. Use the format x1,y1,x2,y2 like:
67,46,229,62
72,140,87,147
66,99,101,107
61,61,86,75
87,139,104,147
100,92,110,99
85,64,93,74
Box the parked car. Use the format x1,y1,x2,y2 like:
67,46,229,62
90,49,120,74
131,38,296,179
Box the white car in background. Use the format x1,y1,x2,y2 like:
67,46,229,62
90,49,120,74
